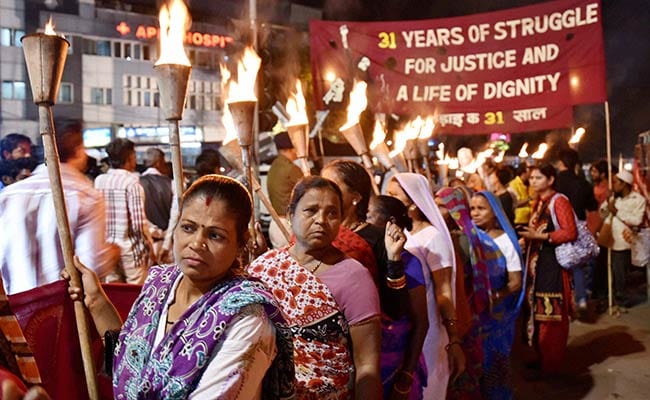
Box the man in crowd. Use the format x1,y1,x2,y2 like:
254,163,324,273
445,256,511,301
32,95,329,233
588,159,617,306
266,129,302,248
140,147,175,263
509,163,532,229
0,121,116,294
599,170,646,308
95,138,153,284
0,133,33,190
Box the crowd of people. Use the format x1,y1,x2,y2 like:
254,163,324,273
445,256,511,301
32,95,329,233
0,124,648,400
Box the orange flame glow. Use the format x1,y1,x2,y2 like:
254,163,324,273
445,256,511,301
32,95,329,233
285,80,308,127
531,143,548,159
219,66,237,144
389,127,407,158
518,142,529,158
340,80,368,131
569,127,586,144
369,120,386,150
155,0,191,66
418,116,435,140
223,47,261,104
44,16,59,36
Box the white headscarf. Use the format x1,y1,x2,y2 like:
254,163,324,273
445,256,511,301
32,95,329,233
394,172,456,271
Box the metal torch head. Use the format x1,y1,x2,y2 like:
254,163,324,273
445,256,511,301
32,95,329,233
21,33,69,105
286,124,309,159
417,138,430,158
370,142,395,170
154,64,192,121
227,101,257,147
340,123,369,157
218,140,245,173
391,153,408,172
404,139,420,161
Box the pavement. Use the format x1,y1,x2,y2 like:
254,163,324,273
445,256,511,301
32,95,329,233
511,298,650,399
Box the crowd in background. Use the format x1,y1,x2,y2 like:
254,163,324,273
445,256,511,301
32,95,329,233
0,124,648,399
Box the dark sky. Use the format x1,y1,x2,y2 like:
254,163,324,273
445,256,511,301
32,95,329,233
307,0,650,161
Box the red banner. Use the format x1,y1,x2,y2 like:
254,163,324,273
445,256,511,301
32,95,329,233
310,0,606,134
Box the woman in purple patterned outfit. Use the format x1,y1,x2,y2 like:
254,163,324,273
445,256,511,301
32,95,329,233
65,175,295,400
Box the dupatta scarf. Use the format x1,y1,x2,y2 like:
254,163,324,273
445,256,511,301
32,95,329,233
113,265,294,400
474,191,526,400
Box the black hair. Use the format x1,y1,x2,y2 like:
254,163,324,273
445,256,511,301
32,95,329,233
516,163,529,176
0,133,31,159
323,159,371,220
495,167,513,186
0,157,37,182
557,148,579,173
181,174,252,246
591,159,617,177
55,120,83,163
529,163,557,187
106,138,135,168
288,176,343,216
370,195,413,231
195,149,221,176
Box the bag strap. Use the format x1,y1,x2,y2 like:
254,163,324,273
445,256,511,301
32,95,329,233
549,193,580,230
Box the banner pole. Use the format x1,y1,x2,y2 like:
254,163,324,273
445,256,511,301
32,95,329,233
604,100,614,315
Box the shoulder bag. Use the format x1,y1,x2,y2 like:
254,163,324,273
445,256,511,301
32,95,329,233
549,194,600,270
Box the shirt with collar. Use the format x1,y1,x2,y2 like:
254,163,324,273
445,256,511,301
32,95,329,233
0,163,114,294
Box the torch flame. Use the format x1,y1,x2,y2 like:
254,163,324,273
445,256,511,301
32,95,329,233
222,47,261,104
389,128,407,158
44,16,57,36
494,149,506,163
435,143,445,161
569,127,586,144
518,142,529,158
340,80,368,131
155,0,191,66
219,66,237,144
418,116,435,140
369,120,386,150
285,80,308,127
531,143,548,159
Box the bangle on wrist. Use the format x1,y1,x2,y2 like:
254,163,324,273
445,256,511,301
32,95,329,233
386,275,407,290
442,317,457,328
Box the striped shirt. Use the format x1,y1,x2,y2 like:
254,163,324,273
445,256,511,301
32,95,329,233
94,168,152,279
0,164,114,294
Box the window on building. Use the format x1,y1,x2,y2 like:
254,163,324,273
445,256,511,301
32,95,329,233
96,40,111,56
124,43,131,59
113,42,121,58
57,82,73,104
133,44,141,60
1,81,26,100
90,87,111,105
142,45,150,61
0,28,24,47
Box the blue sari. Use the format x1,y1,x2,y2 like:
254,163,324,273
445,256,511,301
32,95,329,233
475,191,526,400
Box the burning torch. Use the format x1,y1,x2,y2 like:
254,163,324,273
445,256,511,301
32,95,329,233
153,0,192,208
22,17,99,399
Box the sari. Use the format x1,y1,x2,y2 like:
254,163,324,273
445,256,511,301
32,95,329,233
474,191,526,400
436,187,491,400
394,173,456,400
249,248,379,399
380,251,428,399
113,265,294,400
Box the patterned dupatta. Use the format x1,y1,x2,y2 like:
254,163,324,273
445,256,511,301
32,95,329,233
113,265,294,400
436,187,492,318
249,248,354,400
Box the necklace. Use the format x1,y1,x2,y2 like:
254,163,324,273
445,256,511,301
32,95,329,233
307,259,323,274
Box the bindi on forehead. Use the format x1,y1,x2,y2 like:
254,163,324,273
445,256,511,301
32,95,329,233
205,195,213,207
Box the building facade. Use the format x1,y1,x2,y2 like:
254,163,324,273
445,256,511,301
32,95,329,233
1,0,319,164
